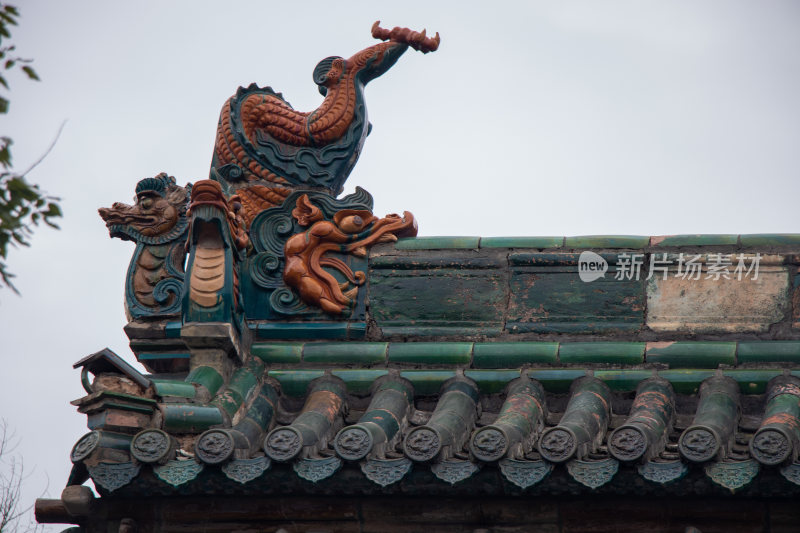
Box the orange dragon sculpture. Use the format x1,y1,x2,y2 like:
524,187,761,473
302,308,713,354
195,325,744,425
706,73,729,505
283,195,417,315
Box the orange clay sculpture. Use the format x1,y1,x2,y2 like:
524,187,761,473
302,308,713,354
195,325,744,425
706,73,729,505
283,195,417,315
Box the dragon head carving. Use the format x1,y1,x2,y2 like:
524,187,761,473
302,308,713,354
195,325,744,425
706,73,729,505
99,173,191,245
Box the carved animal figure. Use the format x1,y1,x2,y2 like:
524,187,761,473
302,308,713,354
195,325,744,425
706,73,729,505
213,21,440,222
283,194,417,315
184,180,248,317
98,173,190,319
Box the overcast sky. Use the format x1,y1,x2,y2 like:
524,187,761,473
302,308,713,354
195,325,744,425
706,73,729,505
2,1,799,529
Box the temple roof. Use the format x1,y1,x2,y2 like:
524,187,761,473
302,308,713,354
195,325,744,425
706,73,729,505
50,233,800,501
33,20,800,531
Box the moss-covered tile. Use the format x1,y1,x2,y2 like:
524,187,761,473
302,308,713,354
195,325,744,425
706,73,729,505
480,237,564,249
559,342,645,364
740,234,800,247
251,343,304,364
565,235,650,249
737,341,800,364
303,343,387,364
387,342,473,365
650,235,739,247
646,342,736,368
473,342,558,368
395,236,481,250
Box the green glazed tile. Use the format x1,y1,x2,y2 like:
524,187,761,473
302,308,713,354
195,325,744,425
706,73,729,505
400,370,457,395
380,326,505,337
388,342,473,365
465,370,523,394
740,234,800,247
480,237,564,249
646,342,736,368
347,322,367,339
473,342,558,368
331,369,389,395
211,392,243,418
268,370,325,397
737,341,800,364
227,368,259,400
162,405,224,433
594,370,655,392
559,342,645,364
185,366,224,396
257,323,348,340
565,235,650,249
723,370,784,394
151,379,197,399
137,352,191,361
251,343,303,364
395,236,481,250
507,253,645,334
370,254,504,269
370,252,507,337
656,370,716,395
165,322,182,338
650,234,739,247
303,343,387,364
527,369,588,393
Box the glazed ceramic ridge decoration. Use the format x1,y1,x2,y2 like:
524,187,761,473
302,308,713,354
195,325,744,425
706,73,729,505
284,194,416,314
212,20,440,201
101,22,436,318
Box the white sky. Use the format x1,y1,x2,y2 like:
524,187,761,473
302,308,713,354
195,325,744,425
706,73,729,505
1,1,799,529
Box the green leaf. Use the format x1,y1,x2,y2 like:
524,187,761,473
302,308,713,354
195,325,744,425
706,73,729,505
0,96,8,114
4,58,14,69
0,74,7,89
44,202,62,217
21,65,37,80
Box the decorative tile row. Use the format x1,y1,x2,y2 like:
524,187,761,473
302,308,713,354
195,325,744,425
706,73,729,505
396,234,800,250
251,340,800,368
83,455,800,494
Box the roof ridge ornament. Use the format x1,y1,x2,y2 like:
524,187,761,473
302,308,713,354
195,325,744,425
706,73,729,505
211,21,440,194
